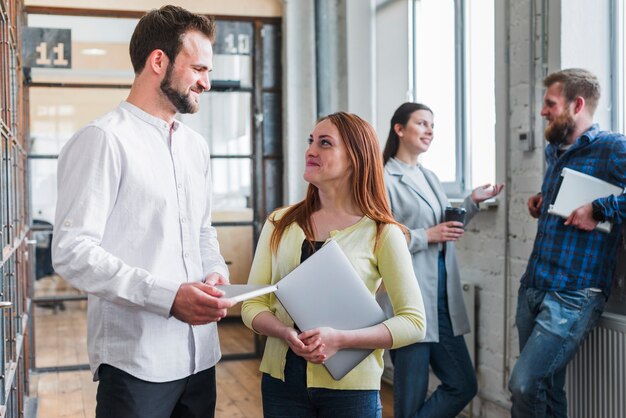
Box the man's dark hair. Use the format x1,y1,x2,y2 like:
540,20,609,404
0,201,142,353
543,68,601,115
129,5,216,74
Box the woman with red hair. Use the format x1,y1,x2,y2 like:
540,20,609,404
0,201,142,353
242,112,426,417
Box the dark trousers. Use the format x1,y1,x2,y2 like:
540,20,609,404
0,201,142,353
390,252,477,418
96,364,216,418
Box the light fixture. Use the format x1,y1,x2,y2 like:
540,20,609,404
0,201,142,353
81,48,107,56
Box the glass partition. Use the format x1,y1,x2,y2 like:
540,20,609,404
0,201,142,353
26,14,137,84
29,87,129,155
179,92,252,156
26,14,282,367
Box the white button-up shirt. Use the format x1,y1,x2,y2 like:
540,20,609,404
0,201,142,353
52,101,229,382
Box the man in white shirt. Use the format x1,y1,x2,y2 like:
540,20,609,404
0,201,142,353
51,5,236,418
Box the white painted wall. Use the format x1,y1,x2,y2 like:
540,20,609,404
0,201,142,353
346,0,376,124
282,0,317,204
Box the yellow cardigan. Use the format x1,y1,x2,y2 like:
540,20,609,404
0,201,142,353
241,207,426,390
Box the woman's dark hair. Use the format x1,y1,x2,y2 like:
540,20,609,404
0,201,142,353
129,5,216,74
382,102,433,164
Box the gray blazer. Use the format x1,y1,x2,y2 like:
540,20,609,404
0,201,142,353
381,158,478,342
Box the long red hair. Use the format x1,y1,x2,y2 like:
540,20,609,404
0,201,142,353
269,112,405,252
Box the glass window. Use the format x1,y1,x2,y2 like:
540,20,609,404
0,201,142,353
466,0,496,188
211,159,253,217
413,0,495,195
26,14,137,84
178,92,252,156
29,87,130,225
212,21,254,89
29,87,129,155
606,1,626,315
30,159,58,225
616,0,626,134
414,0,457,184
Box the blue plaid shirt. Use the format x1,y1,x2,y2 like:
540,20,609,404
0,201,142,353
522,124,626,295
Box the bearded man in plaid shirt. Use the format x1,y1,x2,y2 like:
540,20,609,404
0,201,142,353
508,68,626,418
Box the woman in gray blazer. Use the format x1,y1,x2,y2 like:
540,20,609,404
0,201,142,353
381,102,503,418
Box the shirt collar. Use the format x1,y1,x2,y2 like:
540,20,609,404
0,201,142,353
119,101,181,132
578,123,600,144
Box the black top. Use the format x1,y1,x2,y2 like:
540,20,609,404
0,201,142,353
300,240,325,263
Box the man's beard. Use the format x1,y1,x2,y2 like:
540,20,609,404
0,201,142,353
160,63,200,114
544,110,575,145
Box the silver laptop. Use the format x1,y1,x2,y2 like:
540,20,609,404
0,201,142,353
548,167,623,233
274,239,386,380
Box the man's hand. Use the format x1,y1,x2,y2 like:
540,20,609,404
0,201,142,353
203,272,229,286
527,194,543,218
564,203,597,231
170,281,236,325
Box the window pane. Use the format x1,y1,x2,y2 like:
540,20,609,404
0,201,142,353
211,158,252,216
262,24,281,89
264,159,283,215
622,3,626,133
467,0,496,187
414,0,457,183
26,15,137,84
29,87,130,156
213,21,254,89
606,2,626,315
30,159,58,225
263,92,281,156
179,92,252,156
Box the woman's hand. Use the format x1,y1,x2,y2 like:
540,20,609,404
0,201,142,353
471,183,505,204
283,327,326,363
298,327,343,364
426,222,464,243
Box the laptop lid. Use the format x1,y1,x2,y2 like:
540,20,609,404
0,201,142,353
548,167,623,233
274,240,386,380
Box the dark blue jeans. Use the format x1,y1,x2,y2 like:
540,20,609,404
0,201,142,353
390,252,477,418
262,349,382,417
509,285,605,418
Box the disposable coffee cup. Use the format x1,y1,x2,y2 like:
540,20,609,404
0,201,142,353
444,206,466,228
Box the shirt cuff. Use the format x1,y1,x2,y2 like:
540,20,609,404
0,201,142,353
146,278,181,317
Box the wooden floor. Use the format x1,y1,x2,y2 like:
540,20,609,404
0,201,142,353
31,275,394,417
